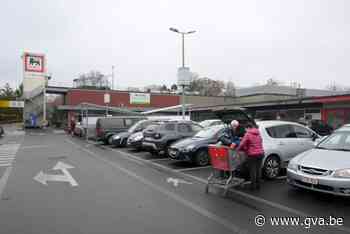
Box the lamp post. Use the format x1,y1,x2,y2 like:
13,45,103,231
112,65,115,90
169,27,196,119
43,73,51,128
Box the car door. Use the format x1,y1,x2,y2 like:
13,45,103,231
177,123,194,139
265,124,299,162
292,124,316,154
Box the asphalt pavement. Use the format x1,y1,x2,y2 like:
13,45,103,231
0,128,349,234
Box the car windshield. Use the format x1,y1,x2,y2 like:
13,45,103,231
128,121,145,133
194,125,224,138
316,131,350,151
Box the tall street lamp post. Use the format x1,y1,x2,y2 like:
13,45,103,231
169,27,196,119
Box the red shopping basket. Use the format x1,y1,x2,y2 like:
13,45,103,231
208,145,231,171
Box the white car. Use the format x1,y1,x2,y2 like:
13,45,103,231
257,121,320,179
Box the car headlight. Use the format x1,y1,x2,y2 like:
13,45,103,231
287,162,298,172
113,135,121,140
334,169,350,178
134,135,143,141
183,144,195,152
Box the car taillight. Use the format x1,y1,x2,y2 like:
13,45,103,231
96,127,103,137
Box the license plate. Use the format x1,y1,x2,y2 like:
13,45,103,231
301,176,318,185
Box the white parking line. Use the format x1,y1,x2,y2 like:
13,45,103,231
21,145,50,150
175,166,211,172
149,158,171,162
0,166,12,197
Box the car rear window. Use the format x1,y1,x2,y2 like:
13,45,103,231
103,118,124,128
178,123,192,133
162,123,176,131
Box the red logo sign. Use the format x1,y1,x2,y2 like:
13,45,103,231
24,53,45,73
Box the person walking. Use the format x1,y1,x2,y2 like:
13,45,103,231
70,116,76,136
236,123,264,190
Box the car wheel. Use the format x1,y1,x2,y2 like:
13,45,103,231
195,149,210,166
107,136,114,145
121,139,127,147
263,155,281,179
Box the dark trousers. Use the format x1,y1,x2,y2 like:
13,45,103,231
247,155,263,189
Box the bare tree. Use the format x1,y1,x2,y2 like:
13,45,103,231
224,81,236,97
170,84,178,91
325,82,350,91
75,70,109,89
0,83,15,98
189,77,225,96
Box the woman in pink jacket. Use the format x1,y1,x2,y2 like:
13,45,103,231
236,123,264,190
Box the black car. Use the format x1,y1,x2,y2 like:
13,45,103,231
0,126,4,137
96,116,146,144
142,120,203,155
168,125,225,166
111,120,165,147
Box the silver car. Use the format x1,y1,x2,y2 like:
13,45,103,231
287,127,350,196
257,121,319,179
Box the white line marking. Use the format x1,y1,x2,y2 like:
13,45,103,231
21,145,50,150
175,166,211,172
0,163,11,167
34,161,78,187
66,139,249,234
149,158,171,162
0,160,14,163
0,166,13,197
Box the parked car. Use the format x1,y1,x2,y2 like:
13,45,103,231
309,120,333,136
168,125,225,166
0,126,4,137
199,119,223,128
127,124,162,151
73,122,85,137
111,119,166,147
257,121,320,179
96,116,146,144
142,120,203,155
287,126,350,196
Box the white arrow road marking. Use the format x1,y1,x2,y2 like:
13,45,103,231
33,161,78,187
166,177,193,187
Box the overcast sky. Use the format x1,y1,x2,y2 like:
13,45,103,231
1,0,350,90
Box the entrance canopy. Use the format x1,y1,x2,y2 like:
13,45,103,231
58,102,142,116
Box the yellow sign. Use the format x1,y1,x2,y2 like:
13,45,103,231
0,100,24,108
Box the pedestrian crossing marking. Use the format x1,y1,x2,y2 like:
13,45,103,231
0,144,20,168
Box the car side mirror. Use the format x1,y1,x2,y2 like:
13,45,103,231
312,134,319,141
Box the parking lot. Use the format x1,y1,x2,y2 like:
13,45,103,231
0,127,349,234
87,136,350,232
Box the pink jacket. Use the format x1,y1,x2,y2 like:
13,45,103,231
236,128,264,157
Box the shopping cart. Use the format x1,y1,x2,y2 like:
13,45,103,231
205,144,246,196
